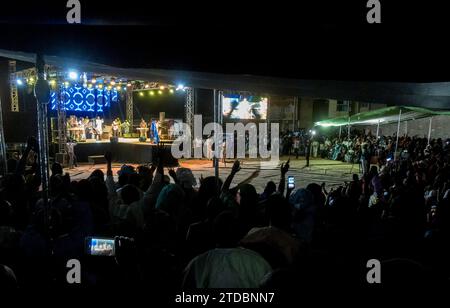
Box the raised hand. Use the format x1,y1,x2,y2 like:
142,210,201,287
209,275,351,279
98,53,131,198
250,169,260,179
231,160,241,174
168,168,177,179
281,159,290,176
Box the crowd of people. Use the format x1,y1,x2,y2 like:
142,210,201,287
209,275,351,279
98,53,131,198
281,129,444,168
0,132,450,292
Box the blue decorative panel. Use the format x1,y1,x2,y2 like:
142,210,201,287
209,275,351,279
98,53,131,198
50,86,119,112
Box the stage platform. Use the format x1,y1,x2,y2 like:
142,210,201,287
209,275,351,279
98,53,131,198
72,138,177,165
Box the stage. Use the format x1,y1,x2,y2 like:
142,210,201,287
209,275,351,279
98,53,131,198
71,138,177,165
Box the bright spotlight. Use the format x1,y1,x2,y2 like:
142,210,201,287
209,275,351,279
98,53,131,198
312,130,316,135
169,89,174,94
68,71,78,80
150,91,155,96
16,79,23,86
123,87,127,91
127,82,132,87
98,84,103,89
176,84,185,91
158,90,163,95
110,80,116,86
159,85,165,90
116,86,121,91
144,84,149,89
91,78,97,84
139,92,144,97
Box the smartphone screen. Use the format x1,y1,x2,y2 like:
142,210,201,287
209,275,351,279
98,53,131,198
86,237,115,256
288,176,295,189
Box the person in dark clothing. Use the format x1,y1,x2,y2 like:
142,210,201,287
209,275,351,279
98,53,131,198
305,138,311,167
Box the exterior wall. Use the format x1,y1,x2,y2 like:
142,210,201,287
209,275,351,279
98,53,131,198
276,97,388,130
298,97,314,129
328,99,338,118
269,96,296,132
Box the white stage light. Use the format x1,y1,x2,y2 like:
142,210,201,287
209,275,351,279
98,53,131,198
69,71,78,80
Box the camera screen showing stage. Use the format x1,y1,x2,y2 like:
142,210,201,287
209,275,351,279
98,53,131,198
89,238,115,256
222,95,268,120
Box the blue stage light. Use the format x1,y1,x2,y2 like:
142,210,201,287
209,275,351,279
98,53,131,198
16,79,23,86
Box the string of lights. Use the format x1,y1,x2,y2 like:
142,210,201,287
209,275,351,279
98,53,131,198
13,69,188,113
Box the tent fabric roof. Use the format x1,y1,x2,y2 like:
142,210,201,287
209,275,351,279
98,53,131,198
315,106,450,127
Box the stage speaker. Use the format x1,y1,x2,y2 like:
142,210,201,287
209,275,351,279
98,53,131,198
110,136,119,143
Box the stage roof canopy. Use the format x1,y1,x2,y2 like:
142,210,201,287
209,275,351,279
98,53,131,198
315,106,450,127
4,48,450,109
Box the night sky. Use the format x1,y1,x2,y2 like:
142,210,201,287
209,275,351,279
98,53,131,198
1,1,450,81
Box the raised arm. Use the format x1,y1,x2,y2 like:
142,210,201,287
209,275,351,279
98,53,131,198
278,159,290,195
221,160,241,193
229,169,261,195
16,136,38,175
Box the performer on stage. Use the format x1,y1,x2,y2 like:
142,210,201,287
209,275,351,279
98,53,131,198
68,115,78,141
121,119,131,135
95,116,104,140
78,117,86,140
150,120,160,144
112,118,120,138
86,118,94,140
138,118,148,141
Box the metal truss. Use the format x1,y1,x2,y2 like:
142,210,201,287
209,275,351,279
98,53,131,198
126,86,134,125
185,87,195,134
8,61,19,112
57,86,67,154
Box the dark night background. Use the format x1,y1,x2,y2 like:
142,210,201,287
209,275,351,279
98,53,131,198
0,0,449,81
1,0,450,142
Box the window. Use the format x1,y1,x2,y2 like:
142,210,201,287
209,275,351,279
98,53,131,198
336,100,349,112
360,102,369,108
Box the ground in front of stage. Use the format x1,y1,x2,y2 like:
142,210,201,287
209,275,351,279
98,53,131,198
64,157,357,191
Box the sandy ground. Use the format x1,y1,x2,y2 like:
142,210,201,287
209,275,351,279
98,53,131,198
64,156,358,191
